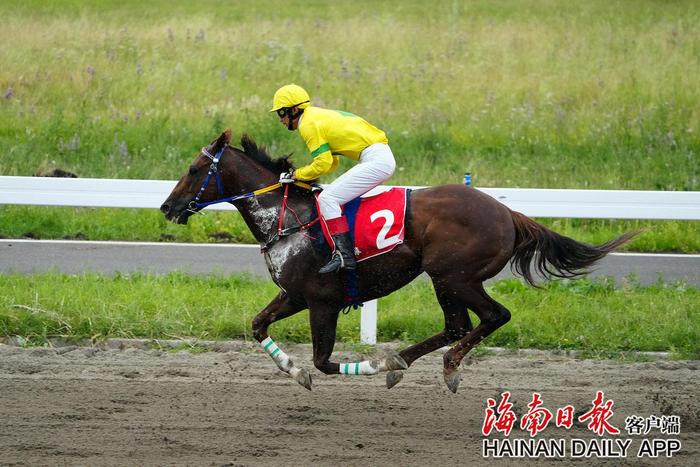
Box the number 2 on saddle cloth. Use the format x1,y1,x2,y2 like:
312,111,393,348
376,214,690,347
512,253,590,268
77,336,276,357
309,187,411,311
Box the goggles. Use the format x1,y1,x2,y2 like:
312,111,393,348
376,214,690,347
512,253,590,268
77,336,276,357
275,101,309,118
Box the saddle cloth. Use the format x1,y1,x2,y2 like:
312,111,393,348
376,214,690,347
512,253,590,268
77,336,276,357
318,187,410,262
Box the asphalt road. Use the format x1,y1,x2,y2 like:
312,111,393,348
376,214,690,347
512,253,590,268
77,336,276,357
1,239,698,285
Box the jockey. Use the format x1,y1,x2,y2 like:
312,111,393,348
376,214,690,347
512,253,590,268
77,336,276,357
271,84,396,273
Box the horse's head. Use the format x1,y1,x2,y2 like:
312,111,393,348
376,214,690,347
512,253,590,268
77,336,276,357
160,129,296,225
160,129,233,224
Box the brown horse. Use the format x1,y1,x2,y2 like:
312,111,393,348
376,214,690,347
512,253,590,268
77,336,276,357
161,129,635,393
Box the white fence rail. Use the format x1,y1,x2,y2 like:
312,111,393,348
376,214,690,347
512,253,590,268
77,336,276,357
2,176,699,344
2,176,700,219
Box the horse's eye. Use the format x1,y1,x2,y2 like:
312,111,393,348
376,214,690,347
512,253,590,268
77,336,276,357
188,166,198,176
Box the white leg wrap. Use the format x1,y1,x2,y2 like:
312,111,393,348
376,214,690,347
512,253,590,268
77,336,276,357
339,361,378,376
261,337,292,372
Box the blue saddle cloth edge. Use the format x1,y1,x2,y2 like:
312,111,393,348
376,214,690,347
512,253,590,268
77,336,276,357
343,196,363,244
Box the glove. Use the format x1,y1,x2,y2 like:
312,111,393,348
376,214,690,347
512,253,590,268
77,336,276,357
279,171,295,184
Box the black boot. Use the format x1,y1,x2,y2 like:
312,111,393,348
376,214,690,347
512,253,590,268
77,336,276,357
319,232,357,273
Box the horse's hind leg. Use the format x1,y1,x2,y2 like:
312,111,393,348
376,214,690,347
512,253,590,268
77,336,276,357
442,282,511,393
398,277,474,366
384,278,474,389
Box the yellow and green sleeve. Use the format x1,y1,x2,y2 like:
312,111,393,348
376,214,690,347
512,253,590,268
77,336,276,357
295,127,340,180
295,144,339,180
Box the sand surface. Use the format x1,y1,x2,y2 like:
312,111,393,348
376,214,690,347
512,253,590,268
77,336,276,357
0,341,697,466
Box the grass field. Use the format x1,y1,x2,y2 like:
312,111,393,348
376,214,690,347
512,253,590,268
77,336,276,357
1,0,698,249
1,1,698,349
1,0,697,187
1,273,697,359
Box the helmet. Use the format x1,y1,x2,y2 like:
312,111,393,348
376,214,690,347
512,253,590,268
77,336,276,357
270,84,311,112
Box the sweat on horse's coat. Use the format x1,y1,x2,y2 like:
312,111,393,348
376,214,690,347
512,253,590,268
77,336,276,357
264,234,307,288
161,129,637,393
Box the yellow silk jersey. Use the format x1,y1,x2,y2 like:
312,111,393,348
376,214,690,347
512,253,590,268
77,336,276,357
294,106,388,181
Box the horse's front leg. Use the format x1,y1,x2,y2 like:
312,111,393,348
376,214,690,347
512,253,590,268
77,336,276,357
252,291,312,390
309,303,407,377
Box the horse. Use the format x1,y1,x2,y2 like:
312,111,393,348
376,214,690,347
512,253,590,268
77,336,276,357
160,129,636,393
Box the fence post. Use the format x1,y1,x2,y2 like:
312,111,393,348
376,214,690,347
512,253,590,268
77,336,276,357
360,299,378,344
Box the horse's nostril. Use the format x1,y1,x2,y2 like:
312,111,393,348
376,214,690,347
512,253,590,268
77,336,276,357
160,203,170,214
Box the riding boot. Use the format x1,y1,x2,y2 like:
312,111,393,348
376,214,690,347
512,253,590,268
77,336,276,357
319,232,357,273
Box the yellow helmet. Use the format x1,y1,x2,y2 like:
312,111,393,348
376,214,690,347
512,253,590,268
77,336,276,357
270,84,311,112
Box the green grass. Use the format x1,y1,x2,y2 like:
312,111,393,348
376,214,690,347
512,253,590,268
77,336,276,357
1,2,698,353
1,273,697,358
1,0,698,249
1,0,698,188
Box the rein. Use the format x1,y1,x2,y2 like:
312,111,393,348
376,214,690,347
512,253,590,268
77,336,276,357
189,145,312,209
263,183,321,251
189,145,318,250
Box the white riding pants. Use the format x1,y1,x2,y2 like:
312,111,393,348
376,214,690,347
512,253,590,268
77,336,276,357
317,143,396,220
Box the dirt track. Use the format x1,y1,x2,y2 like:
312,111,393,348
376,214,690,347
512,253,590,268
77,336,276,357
0,341,697,466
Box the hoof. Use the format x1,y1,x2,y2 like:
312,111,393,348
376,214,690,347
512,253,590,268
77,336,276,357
443,370,460,394
292,368,312,391
389,352,409,370
386,370,403,389
382,350,408,371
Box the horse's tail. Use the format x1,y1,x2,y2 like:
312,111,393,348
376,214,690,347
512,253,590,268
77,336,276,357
509,210,638,286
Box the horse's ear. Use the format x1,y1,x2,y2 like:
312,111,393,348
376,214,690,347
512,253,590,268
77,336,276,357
213,128,232,152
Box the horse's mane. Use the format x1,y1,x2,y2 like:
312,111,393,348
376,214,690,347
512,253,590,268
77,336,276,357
237,134,294,174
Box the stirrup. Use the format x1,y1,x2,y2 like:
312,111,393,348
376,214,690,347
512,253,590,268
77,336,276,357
319,251,343,274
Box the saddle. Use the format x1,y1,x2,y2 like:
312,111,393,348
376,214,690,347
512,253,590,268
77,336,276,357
316,187,410,262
